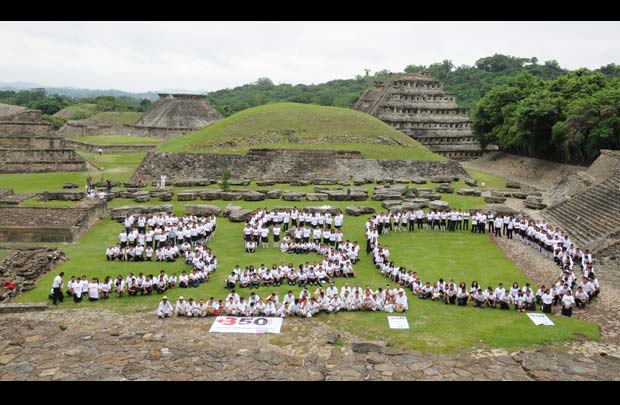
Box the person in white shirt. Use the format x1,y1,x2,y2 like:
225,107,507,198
51,272,65,305
157,296,174,318
114,275,125,297
175,296,189,317
561,289,575,317
394,290,408,312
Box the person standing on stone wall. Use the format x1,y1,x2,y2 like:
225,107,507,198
52,272,64,305
160,174,167,190
86,175,93,193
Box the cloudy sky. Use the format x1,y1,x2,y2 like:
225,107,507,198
1,21,619,93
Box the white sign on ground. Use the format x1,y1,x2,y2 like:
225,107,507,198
527,313,555,326
209,316,283,334
387,316,410,329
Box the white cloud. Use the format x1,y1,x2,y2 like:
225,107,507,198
1,21,619,93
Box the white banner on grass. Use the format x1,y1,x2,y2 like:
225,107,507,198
387,316,410,329
209,316,283,334
527,313,555,326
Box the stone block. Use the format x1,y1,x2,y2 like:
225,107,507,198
63,183,78,189
431,176,452,183
349,190,368,201
430,200,451,211
288,180,310,186
219,191,245,201
394,178,410,184
404,198,430,208
158,194,173,202
312,178,338,185
177,192,197,201
418,193,441,201
282,192,304,201
38,191,86,201
228,179,251,186
266,190,283,199
184,204,222,217
174,179,214,187
457,188,482,197
411,177,427,184
255,180,277,186
133,192,150,203
345,206,376,216
306,193,328,201
484,196,507,204
199,190,221,201
506,180,522,189
325,190,350,201
381,200,402,209
371,193,402,201
109,205,173,222
464,178,478,186
242,191,266,201
435,183,454,193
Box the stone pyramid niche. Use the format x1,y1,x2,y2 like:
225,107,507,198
0,103,87,173
354,71,494,161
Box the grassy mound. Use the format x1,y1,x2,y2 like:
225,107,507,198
160,102,443,161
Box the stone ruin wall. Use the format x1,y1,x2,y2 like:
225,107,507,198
130,149,468,183
0,199,106,243
0,121,53,137
63,139,157,153
586,149,620,183
0,248,67,302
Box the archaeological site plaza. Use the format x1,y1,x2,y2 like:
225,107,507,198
1,21,620,381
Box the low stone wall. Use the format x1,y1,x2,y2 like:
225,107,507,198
123,125,191,139
64,139,158,153
0,161,87,173
131,149,468,183
109,204,174,222
56,121,124,137
0,134,65,149
0,199,106,243
0,248,67,301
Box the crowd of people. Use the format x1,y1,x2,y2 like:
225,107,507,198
156,281,409,319
49,264,219,304
48,202,602,323
104,212,217,262
242,208,344,253
366,210,602,317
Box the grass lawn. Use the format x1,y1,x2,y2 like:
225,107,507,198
464,168,512,190
68,135,163,146
16,190,600,353
0,152,146,193
159,103,443,161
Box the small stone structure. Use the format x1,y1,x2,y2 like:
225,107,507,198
131,148,468,183
0,199,106,243
109,204,173,222
353,72,496,160
125,93,223,138
0,103,87,173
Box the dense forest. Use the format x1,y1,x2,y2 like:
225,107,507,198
472,68,620,163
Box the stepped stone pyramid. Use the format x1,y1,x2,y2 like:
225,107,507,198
543,150,620,260
354,71,493,160
0,103,87,173
129,94,223,138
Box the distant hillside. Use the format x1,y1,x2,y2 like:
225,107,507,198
0,83,159,101
159,102,443,161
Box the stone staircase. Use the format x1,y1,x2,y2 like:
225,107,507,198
543,171,620,248
0,133,87,173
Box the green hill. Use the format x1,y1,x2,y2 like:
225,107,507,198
53,103,98,120
159,103,443,161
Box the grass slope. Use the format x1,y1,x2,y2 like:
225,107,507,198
53,103,98,120
159,103,443,161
